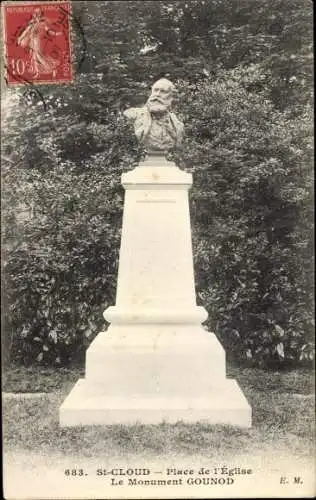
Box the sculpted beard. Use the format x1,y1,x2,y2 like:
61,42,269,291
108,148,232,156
146,95,172,114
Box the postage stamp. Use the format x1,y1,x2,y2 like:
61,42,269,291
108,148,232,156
2,1,73,85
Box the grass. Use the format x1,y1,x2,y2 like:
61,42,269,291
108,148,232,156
3,363,314,394
2,365,315,462
3,365,315,499
2,365,85,393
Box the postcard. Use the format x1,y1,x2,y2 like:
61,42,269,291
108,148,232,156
2,1,314,498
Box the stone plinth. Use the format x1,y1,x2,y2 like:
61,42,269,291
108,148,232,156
59,157,252,427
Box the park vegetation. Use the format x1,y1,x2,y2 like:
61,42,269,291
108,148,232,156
2,0,313,368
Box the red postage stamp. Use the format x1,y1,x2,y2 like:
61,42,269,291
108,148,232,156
2,1,73,85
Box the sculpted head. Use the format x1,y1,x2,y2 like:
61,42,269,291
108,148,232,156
33,8,44,21
146,78,176,114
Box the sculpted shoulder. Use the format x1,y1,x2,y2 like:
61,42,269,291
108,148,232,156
169,112,184,144
123,107,147,122
170,112,184,131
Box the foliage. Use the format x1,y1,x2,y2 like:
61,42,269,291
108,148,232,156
2,76,143,366
75,0,313,110
1,0,313,367
174,65,314,367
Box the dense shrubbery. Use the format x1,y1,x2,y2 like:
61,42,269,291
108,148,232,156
173,69,314,367
2,1,313,367
2,75,143,365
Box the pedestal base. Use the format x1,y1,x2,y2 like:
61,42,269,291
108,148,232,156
59,378,251,427
59,325,251,428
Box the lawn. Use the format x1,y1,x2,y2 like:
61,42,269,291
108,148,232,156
3,364,315,499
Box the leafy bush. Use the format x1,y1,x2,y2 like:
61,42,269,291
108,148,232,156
2,77,143,365
174,67,314,367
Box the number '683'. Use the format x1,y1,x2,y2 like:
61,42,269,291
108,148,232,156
64,469,86,476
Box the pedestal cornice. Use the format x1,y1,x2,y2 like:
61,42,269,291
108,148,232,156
121,156,192,189
103,306,208,324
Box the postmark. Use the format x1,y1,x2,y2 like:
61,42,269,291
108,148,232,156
2,1,74,85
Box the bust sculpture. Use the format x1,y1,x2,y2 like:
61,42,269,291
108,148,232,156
123,78,184,155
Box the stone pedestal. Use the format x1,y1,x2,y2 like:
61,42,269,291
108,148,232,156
59,157,251,427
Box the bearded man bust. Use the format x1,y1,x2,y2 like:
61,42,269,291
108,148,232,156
123,78,184,155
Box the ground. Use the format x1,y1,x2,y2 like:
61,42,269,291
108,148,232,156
2,365,315,499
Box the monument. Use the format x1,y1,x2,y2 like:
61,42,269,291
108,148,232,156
59,78,252,427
